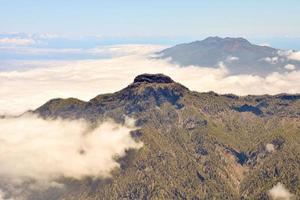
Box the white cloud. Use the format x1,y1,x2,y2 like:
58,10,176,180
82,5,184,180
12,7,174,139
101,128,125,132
268,183,294,200
0,44,165,61
288,51,300,61
0,114,142,199
88,44,165,57
284,64,296,71
262,57,279,64
259,43,271,47
278,50,294,57
278,50,300,61
0,38,35,46
265,143,275,153
226,56,239,62
0,46,83,55
35,33,60,39
0,114,141,182
0,45,300,115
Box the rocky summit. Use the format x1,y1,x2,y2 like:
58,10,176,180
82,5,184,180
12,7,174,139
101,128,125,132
29,74,300,200
133,73,175,84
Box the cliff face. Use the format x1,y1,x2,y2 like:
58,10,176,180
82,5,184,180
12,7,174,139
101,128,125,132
33,74,300,199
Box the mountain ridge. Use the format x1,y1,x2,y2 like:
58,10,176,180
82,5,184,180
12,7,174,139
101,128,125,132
28,73,300,199
35,73,300,119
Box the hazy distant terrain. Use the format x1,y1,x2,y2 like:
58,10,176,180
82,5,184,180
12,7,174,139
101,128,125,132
158,37,300,75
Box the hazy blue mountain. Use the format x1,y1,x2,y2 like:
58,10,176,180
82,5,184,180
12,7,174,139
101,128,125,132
158,37,300,75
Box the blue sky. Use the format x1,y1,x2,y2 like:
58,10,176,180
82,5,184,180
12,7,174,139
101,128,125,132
1,0,300,37
1,0,300,58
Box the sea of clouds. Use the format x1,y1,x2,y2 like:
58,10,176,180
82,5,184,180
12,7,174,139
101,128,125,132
0,43,300,115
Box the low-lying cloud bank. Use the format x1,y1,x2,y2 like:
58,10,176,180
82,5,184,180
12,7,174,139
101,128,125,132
0,38,36,46
0,114,142,184
288,51,300,61
0,44,165,61
0,44,300,115
268,182,295,200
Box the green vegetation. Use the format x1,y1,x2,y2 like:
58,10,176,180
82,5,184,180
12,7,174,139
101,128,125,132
35,74,300,200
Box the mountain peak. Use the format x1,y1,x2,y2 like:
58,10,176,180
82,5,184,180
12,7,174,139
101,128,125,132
201,36,222,42
201,36,251,45
133,73,174,84
158,36,298,75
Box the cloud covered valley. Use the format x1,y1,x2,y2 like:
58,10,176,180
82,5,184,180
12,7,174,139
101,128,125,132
0,114,142,199
0,44,300,115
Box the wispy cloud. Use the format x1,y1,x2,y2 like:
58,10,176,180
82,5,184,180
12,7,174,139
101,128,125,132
226,56,239,62
88,44,165,57
0,38,35,46
0,43,165,61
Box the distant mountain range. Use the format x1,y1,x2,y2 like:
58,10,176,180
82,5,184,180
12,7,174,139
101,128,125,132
5,74,297,199
157,37,300,75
